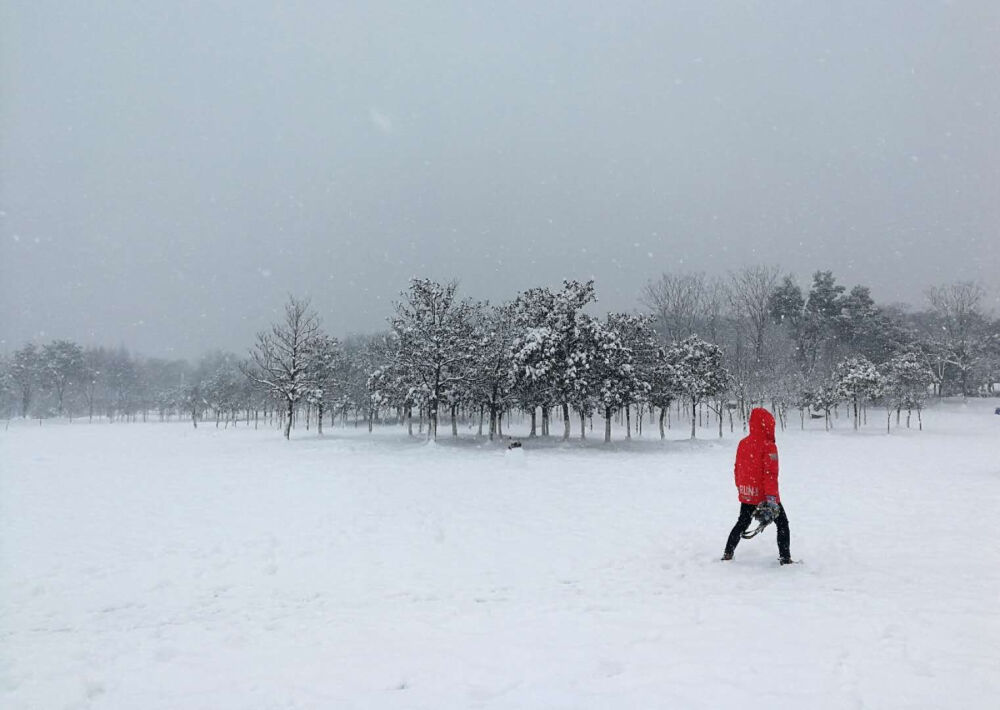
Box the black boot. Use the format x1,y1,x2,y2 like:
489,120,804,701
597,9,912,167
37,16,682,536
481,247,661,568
721,552,734,561
779,556,794,565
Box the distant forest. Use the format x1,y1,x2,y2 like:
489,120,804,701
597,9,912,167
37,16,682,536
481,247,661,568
3,267,997,441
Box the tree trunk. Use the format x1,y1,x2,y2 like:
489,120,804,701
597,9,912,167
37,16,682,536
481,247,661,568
580,411,586,440
659,407,666,439
605,406,612,443
562,402,570,440
690,397,697,439
317,402,324,436
451,404,458,437
284,398,293,439
530,409,537,437
542,406,550,436
625,406,631,440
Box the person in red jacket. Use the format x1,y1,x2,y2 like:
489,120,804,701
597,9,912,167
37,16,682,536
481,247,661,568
722,407,793,564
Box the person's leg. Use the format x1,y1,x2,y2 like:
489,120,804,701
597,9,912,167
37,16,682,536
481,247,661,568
775,504,791,561
724,503,756,557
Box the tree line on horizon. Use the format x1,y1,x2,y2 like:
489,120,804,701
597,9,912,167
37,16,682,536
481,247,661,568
2,268,997,440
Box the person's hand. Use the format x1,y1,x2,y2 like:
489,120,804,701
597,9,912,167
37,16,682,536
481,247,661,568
754,499,780,524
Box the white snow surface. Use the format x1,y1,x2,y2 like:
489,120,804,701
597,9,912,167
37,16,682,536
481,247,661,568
2,401,999,709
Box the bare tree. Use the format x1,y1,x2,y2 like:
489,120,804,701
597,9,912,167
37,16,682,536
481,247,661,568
245,296,323,439
925,281,989,396
727,265,780,366
640,272,708,343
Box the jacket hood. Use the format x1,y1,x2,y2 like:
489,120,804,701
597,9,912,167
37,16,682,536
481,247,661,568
749,408,776,442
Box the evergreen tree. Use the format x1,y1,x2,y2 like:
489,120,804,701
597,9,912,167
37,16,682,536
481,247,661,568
390,279,478,440
603,313,656,440
801,270,846,372
834,356,883,430
592,315,649,442
472,302,518,440
664,335,729,439
881,351,934,431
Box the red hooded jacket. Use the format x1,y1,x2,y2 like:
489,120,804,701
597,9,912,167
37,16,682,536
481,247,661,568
734,408,780,505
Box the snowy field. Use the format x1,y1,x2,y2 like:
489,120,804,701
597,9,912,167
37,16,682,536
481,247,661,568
2,401,999,710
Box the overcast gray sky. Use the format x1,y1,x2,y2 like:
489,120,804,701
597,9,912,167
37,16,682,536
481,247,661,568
2,1,997,357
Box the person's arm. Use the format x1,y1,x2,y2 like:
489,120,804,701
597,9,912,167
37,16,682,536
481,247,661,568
762,442,780,502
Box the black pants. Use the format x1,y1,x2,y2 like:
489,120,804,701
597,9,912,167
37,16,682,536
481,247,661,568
724,502,791,558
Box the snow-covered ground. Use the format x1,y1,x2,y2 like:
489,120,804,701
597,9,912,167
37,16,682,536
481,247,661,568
2,400,998,709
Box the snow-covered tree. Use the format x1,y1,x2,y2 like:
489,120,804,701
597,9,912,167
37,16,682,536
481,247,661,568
648,348,679,439
338,333,396,430
562,315,602,441
304,334,340,435
102,348,140,421
511,287,560,436
664,335,729,439
784,373,814,430
881,351,934,431
811,381,840,431
0,354,15,420
10,343,41,418
390,279,478,440
80,347,109,423
591,315,649,442
245,296,323,439
769,275,805,330
472,302,518,440
602,313,655,440
40,340,85,417
800,270,847,372
196,352,243,427
511,323,558,436
834,356,883,430
925,281,991,396
544,280,598,440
